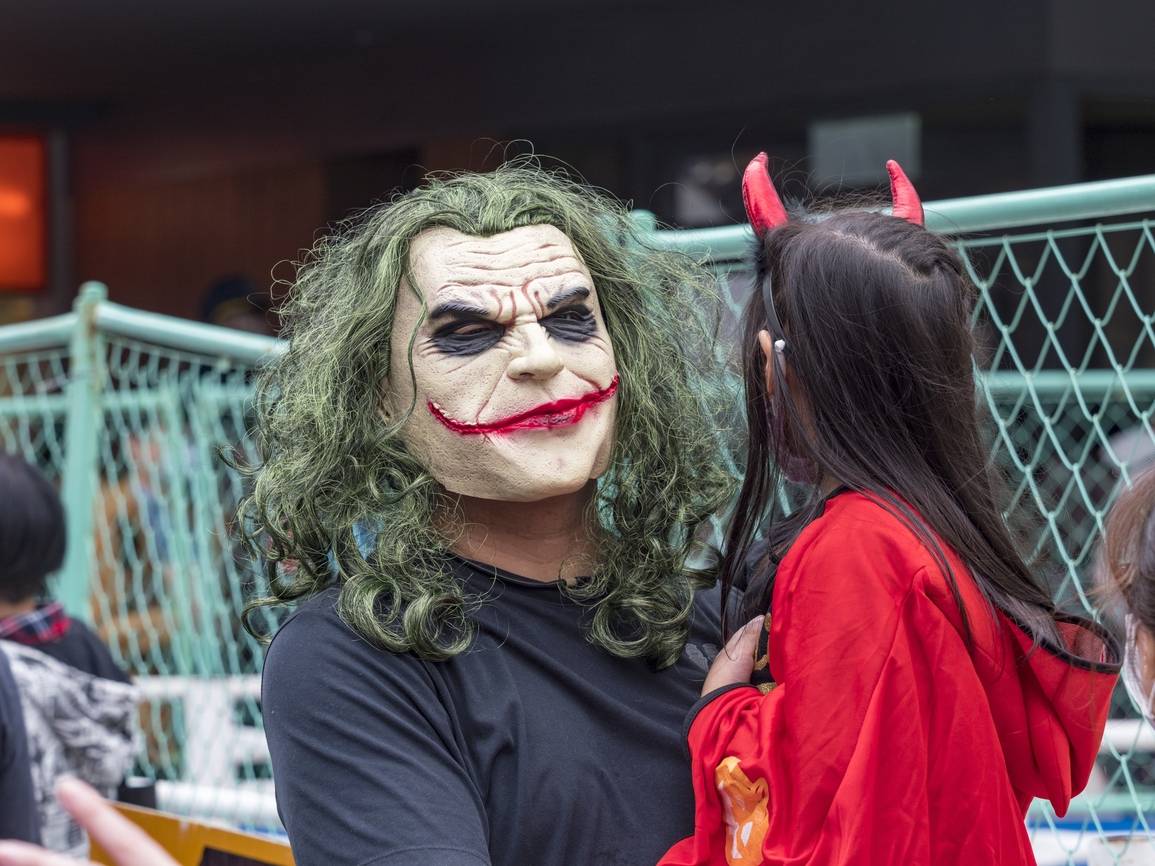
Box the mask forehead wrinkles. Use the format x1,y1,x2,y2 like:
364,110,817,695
414,228,598,326
443,235,577,270
432,251,586,294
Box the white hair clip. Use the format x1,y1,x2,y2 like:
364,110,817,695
774,339,787,354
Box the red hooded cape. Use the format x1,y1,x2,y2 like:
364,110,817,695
660,492,1119,866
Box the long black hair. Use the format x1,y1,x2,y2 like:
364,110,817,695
722,210,1065,647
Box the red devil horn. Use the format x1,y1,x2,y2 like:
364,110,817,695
886,159,924,226
742,152,789,236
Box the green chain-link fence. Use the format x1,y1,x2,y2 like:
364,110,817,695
1,172,1154,862
0,293,282,830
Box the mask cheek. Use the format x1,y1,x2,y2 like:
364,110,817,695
590,398,618,478
383,378,425,429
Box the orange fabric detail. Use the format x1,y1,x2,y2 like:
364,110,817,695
715,756,769,866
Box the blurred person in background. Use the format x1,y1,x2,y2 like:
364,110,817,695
200,275,276,336
0,647,39,844
1102,468,1155,722
92,432,178,663
0,455,139,857
1086,467,1155,863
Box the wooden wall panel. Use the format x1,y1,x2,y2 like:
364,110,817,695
75,162,326,320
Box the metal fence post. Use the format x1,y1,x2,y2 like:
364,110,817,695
57,281,106,616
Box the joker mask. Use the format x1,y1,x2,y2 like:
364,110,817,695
387,224,620,502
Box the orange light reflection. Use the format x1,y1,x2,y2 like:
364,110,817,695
0,138,46,292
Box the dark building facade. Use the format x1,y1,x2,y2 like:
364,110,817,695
1,0,1153,320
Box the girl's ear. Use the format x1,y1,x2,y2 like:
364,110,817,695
757,329,777,399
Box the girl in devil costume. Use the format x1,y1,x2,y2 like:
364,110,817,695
659,156,1121,866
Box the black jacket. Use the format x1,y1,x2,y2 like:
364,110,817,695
0,648,39,843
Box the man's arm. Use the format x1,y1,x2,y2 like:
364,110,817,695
262,603,491,866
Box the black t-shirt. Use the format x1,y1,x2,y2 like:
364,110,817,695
0,648,39,843
262,558,725,866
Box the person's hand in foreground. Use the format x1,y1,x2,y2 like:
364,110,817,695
701,615,764,696
0,778,177,866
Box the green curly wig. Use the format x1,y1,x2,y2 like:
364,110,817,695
240,160,737,668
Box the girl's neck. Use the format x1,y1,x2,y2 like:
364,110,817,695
445,483,598,584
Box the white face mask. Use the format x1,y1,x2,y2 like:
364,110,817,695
387,225,619,503
1123,615,1155,724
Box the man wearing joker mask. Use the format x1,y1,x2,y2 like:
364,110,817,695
248,162,736,866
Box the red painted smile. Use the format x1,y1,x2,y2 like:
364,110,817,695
429,376,619,436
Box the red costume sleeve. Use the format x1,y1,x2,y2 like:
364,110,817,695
659,502,1043,866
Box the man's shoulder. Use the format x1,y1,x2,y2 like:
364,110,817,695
266,577,727,673
266,585,363,659
260,585,455,753
272,583,342,628
263,585,432,695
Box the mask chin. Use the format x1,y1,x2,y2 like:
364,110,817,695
1123,615,1155,723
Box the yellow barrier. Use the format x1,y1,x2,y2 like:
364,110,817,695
89,804,293,866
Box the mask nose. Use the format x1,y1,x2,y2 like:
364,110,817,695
506,323,564,381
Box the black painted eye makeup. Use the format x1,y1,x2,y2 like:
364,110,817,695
542,306,597,342
425,287,598,357
429,318,504,356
